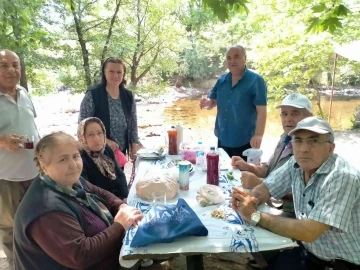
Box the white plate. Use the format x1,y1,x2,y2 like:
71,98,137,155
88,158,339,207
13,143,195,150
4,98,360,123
136,149,166,160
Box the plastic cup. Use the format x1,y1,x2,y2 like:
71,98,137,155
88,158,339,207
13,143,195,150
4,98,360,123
152,191,167,206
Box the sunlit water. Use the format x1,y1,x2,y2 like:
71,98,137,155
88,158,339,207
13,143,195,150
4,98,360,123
164,97,360,136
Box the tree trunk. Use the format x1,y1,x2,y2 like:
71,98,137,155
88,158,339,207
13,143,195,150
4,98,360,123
130,64,138,86
100,0,122,66
175,75,182,88
19,56,28,90
10,12,28,90
316,89,324,117
70,0,92,89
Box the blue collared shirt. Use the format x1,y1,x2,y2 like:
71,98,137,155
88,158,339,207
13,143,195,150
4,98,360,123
209,69,267,147
264,154,360,265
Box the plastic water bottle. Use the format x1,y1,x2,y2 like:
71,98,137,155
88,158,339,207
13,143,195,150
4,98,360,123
196,141,205,170
175,124,183,152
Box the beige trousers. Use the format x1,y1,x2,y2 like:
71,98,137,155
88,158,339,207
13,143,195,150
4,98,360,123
0,179,33,261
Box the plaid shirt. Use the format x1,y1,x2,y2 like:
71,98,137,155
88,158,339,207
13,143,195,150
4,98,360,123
263,153,360,265
266,133,293,176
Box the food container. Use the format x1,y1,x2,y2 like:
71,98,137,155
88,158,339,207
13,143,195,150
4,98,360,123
179,142,197,164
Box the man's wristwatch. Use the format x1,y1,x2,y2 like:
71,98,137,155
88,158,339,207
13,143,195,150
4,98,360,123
250,211,261,226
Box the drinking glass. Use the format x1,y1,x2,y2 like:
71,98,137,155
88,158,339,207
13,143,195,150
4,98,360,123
201,94,210,109
152,191,167,206
23,135,35,149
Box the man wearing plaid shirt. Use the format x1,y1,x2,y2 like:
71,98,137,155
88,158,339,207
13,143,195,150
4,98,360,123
231,116,360,269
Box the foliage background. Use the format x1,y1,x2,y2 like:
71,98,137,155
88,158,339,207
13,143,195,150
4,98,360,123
0,0,359,99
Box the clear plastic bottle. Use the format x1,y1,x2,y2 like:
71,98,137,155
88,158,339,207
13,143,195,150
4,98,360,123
206,146,219,186
195,141,205,170
168,126,178,155
175,124,183,152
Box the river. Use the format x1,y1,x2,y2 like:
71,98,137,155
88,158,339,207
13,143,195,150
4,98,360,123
164,97,360,137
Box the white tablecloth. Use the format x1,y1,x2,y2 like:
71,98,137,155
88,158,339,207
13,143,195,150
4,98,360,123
119,149,297,267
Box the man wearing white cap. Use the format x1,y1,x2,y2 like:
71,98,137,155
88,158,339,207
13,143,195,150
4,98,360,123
232,93,312,189
231,117,360,269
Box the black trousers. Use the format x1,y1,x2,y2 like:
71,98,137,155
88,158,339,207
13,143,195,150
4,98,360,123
265,244,360,270
217,140,251,159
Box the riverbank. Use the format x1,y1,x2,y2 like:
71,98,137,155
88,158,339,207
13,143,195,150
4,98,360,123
32,88,360,166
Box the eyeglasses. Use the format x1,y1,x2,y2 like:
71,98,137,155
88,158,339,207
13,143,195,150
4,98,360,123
86,131,105,138
292,138,331,147
280,112,300,118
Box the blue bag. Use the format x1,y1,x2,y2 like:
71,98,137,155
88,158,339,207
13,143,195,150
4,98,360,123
130,198,208,247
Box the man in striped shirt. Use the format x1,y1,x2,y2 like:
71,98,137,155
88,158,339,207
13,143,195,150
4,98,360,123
231,117,360,269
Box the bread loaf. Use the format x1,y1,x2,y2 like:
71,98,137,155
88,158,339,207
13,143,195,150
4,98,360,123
196,184,225,206
136,173,179,200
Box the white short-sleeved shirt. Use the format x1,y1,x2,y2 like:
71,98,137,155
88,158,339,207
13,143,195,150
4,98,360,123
263,154,360,265
0,87,40,181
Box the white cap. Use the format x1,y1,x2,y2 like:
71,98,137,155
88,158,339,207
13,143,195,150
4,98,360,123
288,116,334,137
276,93,312,113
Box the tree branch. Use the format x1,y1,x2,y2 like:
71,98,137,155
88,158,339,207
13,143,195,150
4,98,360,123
100,0,122,64
138,39,160,61
136,43,162,83
136,52,159,83
83,18,108,32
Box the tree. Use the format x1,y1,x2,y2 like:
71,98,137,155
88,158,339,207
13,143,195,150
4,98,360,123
200,0,353,34
0,0,53,90
107,0,186,87
51,0,123,89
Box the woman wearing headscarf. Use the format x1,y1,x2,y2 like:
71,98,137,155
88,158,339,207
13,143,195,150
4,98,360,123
78,57,139,162
78,117,128,200
13,131,142,270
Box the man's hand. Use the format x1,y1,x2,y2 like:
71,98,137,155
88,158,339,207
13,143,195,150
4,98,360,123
241,171,263,189
250,134,263,149
231,156,251,171
230,187,259,222
0,134,24,152
199,98,212,110
106,139,119,151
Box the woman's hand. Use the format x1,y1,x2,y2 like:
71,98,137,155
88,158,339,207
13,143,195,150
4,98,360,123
106,139,119,151
114,204,143,230
130,143,138,162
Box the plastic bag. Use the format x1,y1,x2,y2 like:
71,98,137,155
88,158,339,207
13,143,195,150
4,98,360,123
114,149,128,167
130,198,208,247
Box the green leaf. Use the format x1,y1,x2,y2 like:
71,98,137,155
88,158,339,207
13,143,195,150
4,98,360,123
305,17,320,33
311,3,326,13
321,17,342,33
335,4,350,17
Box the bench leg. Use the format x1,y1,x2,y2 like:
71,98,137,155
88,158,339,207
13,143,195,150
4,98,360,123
186,255,204,270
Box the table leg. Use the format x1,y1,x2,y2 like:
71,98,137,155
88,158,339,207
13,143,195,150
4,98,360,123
186,255,204,270
251,252,268,268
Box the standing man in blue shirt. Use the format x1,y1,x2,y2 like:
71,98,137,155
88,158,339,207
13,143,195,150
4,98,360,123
200,45,267,158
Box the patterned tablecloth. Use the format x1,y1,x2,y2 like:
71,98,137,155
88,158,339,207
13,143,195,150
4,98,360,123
119,149,297,268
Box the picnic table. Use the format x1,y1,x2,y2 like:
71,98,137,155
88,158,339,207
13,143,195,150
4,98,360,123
119,149,297,269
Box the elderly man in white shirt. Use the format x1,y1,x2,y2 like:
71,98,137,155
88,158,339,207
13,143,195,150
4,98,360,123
231,117,360,270
0,49,40,269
